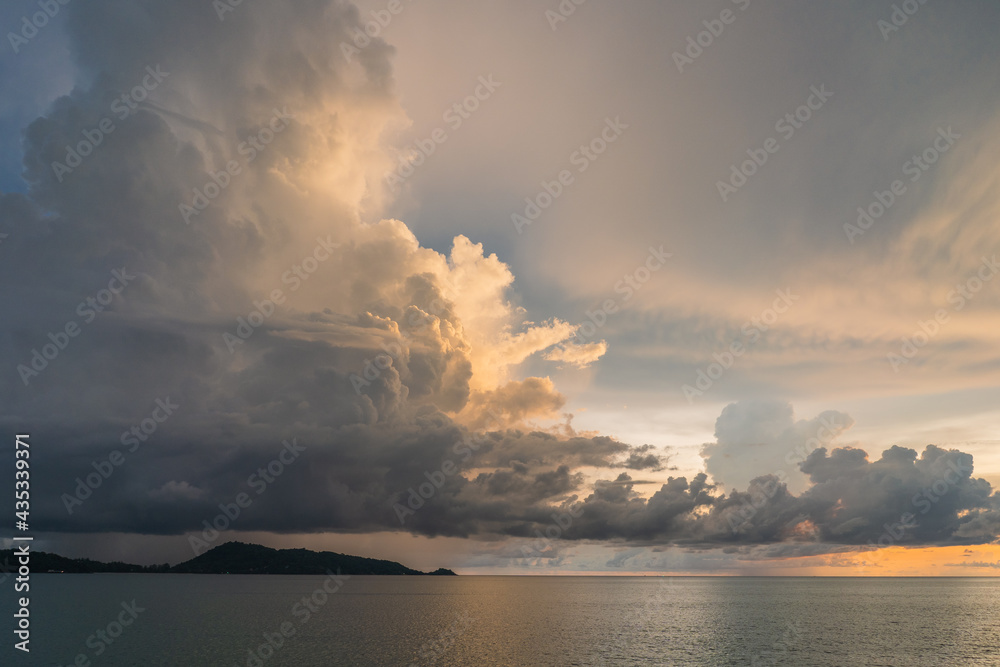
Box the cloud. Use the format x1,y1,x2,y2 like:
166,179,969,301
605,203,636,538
946,560,1000,569
544,441,1000,550
701,399,853,493
543,340,608,368
0,0,660,546
622,444,667,471
457,377,565,430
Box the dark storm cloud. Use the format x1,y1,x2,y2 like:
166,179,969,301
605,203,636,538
622,444,667,471
543,443,1000,549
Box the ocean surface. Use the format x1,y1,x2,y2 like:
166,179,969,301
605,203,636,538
6,575,1000,666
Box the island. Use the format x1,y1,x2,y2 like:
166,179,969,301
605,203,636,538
0,541,457,576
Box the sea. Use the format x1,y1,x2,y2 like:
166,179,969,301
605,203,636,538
6,575,1000,666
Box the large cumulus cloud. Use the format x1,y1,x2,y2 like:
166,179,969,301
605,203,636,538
529,439,1000,550
701,399,853,494
0,0,655,543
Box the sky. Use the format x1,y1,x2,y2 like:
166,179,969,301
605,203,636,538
1,0,1000,575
